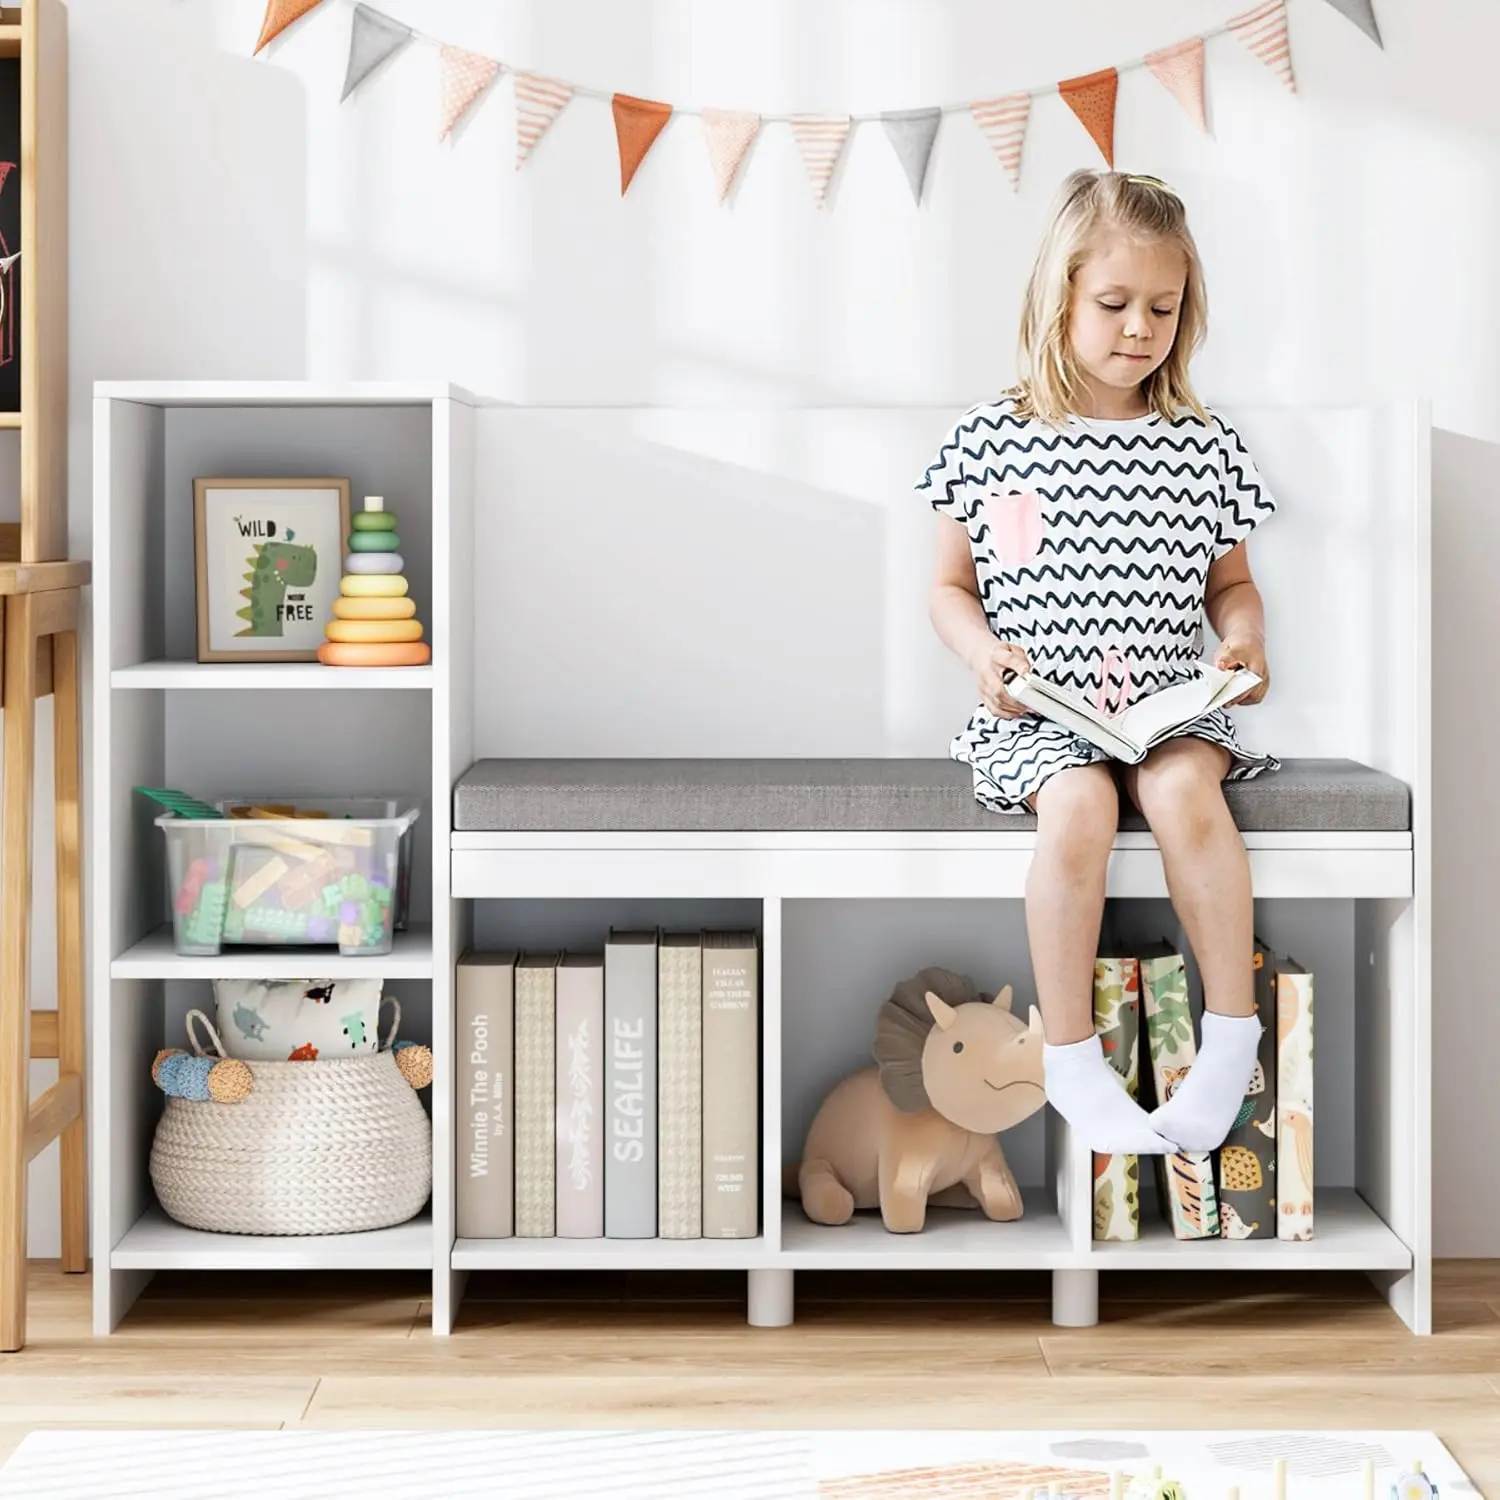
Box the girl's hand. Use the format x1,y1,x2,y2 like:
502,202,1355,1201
1215,635,1270,705
969,638,1032,719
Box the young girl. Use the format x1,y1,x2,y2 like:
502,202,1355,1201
919,169,1277,1157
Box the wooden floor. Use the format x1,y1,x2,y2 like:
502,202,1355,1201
4,1261,1500,1493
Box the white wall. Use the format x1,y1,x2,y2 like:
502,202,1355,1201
24,0,1500,1254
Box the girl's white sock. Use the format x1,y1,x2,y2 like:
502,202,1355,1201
1042,1033,1177,1155
1147,1009,1262,1151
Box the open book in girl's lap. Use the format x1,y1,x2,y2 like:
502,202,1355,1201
1001,659,1262,765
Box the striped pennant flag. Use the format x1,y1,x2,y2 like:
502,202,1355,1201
969,93,1030,190
790,114,851,210
439,44,500,140
513,73,574,168
1228,0,1297,94
701,109,762,203
1146,37,1208,134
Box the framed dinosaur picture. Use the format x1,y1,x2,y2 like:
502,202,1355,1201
193,477,351,662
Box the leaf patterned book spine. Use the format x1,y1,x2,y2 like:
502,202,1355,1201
1215,938,1278,1240
1092,955,1141,1242
1141,947,1220,1240
1276,963,1315,1241
657,933,703,1240
514,953,559,1238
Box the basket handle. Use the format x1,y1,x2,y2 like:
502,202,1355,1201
379,995,402,1051
185,1008,229,1060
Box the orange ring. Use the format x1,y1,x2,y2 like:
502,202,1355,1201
316,641,431,668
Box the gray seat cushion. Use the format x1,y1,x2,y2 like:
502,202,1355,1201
453,757,1410,834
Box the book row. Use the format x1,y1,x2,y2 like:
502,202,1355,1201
1092,938,1315,1243
456,930,761,1241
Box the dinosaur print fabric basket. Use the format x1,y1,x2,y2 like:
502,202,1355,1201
150,1005,433,1236
155,797,419,958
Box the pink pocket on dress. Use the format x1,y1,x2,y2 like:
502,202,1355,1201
983,489,1045,569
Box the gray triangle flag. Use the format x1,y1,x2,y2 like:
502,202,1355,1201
1322,0,1382,46
341,4,414,101
882,107,942,204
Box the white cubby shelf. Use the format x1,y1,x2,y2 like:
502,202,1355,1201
91,385,1431,1341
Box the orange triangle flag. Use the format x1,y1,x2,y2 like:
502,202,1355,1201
612,94,673,196
440,45,500,141
1147,38,1208,134
255,0,325,54
1059,67,1118,167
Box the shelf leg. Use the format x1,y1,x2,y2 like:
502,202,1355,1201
747,1267,794,1328
1051,1268,1098,1328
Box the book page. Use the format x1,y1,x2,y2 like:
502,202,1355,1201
1117,667,1259,747
1009,674,1141,762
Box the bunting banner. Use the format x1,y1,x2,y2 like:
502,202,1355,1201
340,3,411,102
1322,0,1382,47
881,107,941,205
248,0,1385,207
702,109,762,203
790,114,851,210
514,73,574,169
969,94,1031,191
1146,38,1208,135
613,93,673,195
439,44,499,140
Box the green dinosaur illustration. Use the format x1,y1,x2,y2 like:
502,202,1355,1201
235,541,318,637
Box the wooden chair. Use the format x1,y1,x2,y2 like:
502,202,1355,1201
0,544,88,1352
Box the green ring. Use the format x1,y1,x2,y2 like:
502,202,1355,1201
352,513,397,532
348,532,401,553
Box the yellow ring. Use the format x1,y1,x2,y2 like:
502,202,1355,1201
325,619,424,645
340,575,409,598
332,596,418,622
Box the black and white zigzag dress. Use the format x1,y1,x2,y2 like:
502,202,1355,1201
916,397,1280,815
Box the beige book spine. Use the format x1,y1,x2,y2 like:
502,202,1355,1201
658,935,703,1239
455,952,516,1240
1276,967,1315,1242
514,954,559,1237
702,932,759,1240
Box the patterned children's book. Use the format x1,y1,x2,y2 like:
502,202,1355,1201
1092,954,1142,1242
514,952,561,1238
1276,955,1315,1241
1215,936,1279,1240
657,932,704,1240
1140,943,1220,1240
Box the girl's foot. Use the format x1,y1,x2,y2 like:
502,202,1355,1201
1043,1033,1177,1154
1147,1009,1262,1150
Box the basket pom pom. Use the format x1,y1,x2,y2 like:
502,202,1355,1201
152,1048,182,1089
392,1040,433,1090
156,1051,215,1100
207,1057,254,1104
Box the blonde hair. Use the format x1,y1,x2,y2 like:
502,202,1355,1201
1011,169,1209,427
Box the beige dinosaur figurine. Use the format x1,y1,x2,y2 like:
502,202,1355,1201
794,966,1047,1234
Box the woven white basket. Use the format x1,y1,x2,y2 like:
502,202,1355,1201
150,1004,432,1236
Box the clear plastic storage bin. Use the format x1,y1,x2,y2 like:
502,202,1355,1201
157,797,420,957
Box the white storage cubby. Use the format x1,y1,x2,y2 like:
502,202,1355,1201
92,386,1430,1338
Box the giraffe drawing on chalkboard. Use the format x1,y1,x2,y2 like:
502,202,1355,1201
0,162,19,374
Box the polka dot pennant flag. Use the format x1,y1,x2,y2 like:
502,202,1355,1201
701,109,762,204
1147,37,1208,134
969,93,1030,191
790,114,851,210
1228,0,1297,94
1059,67,1118,167
612,93,673,195
255,0,324,54
514,73,574,169
439,44,500,141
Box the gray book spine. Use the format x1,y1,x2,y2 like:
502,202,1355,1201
455,952,517,1239
555,955,605,1239
702,932,759,1239
604,930,658,1238
514,954,559,1237
657,934,703,1239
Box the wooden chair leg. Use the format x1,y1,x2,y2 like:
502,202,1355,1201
52,623,85,1274
0,592,38,1353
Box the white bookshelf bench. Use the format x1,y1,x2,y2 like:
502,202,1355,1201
90,385,1430,1338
